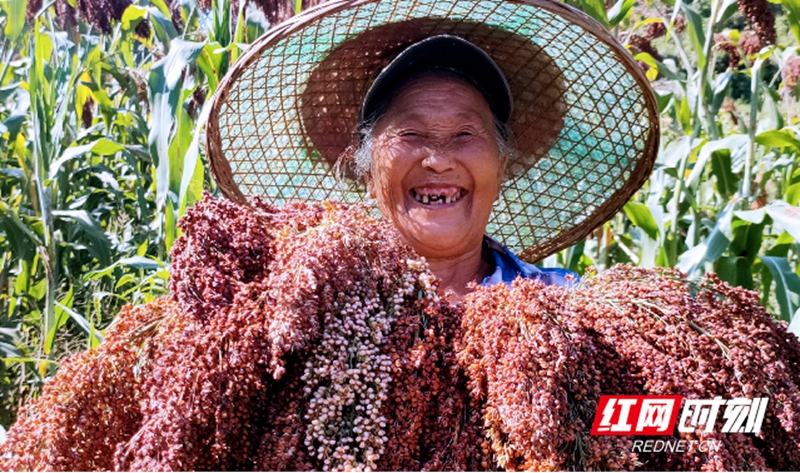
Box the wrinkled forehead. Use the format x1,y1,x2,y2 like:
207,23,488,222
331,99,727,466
368,70,496,127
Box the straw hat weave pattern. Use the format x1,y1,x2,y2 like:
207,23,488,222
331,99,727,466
206,0,660,262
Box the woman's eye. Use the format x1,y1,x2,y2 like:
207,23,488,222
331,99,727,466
456,131,474,137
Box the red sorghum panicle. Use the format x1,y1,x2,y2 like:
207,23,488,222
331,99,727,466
721,96,739,126
1,196,799,471
26,0,42,22
81,97,95,129
73,0,152,36
0,299,172,471
674,16,687,34
165,0,183,31
738,0,776,45
55,0,78,32
739,30,763,55
782,55,800,99
571,266,798,470
460,278,639,471
714,33,742,70
629,34,663,61
646,21,667,40
134,16,151,38
187,86,206,120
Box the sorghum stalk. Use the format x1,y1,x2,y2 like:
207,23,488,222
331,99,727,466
743,58,764,206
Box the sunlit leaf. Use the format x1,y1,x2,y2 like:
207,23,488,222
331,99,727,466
786,182,800,206
57,301,103,342
711,72,731,114
678,95,692,133
658,136,692,168
581,0,609,28
149,0,171,18
44,286,74,355
634,53,659,81
624,202,660,240
733,208,766,224
716,0,740,25
148,40,206,209
655,92,673,113
48,139,125,179
682,5,706,69
764,204,800,242
179,99,212,212
687,134,747,187
149,7,179,48
0,0,27,43
789,308,800,337
760,256,800,322
608,0,635,27
783,0,800,44
755,129,800,152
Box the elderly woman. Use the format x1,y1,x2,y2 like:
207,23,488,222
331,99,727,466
208,1,659,299
354,36,576,300
6,1,800,471
0,0,672,471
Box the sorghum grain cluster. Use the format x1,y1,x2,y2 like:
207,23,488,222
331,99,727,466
1,196,798,471
714,33,742,70
737,0,776,45
739,30,763,55
782,55,800,99
629,34,663,61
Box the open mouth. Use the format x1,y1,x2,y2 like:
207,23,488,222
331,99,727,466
410,187,467,206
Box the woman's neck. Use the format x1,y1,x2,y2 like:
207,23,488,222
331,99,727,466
426,243,491,302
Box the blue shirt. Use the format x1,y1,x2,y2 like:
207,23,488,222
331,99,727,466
481,236,577,287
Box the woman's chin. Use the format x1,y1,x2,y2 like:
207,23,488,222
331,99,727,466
402,225,479,259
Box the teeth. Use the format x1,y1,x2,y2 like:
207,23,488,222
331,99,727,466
412,189,462,205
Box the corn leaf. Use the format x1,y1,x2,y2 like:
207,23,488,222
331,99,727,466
148,39,206,210
755,129,800,152
52,210,112,267
764,204,800,242
624,202,660,240
760,256,800,322
782,0,800,44
0,0,27,43
710,149,739,199
608,0,635,27
682,5,706,69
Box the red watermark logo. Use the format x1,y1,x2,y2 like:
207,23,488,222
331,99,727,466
590,395,768,436
591,395,682,435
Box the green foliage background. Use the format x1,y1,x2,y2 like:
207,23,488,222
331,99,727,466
0,0,799,430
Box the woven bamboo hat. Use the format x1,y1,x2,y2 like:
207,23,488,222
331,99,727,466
206,0,660,263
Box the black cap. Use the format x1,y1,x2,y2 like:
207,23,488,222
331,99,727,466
359,35,512,126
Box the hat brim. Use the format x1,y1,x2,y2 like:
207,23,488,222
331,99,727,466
206,0,659,263
301,18,567,182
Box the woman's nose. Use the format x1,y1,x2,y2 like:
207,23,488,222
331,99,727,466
420,147,456,173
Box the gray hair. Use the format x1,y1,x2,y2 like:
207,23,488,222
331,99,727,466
350,118,516,184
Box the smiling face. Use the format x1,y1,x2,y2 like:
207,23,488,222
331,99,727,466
366,74,506,260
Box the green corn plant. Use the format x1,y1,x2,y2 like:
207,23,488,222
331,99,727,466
557,0,800,330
